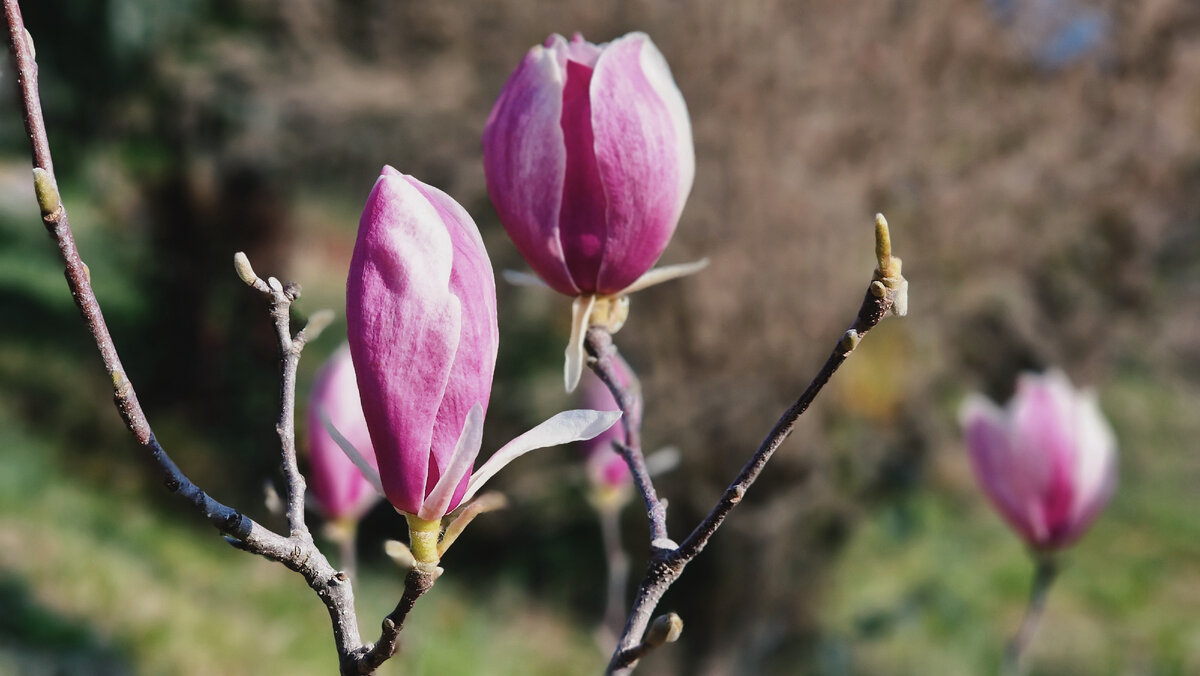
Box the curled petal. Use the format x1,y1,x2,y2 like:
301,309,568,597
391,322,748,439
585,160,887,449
419,404,486,521
565,294,596,393
464,409,623,503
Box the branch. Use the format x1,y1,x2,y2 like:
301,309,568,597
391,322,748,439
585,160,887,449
0,6,430,673
585,330,670,544
356,563,438,673
605,216,907,674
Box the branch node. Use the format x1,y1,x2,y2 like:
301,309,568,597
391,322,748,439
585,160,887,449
645,612,683,647
839,329,861,353
651,538,678,553
31,167,61,221
233,251,262,287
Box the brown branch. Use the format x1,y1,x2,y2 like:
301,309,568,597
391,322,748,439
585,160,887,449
356,563,438,673
585,330,669,544
0,6,435,674
605,240,905,674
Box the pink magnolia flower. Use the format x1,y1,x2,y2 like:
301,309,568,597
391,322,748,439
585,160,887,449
960,370,1118,550
484,31,694,298
306,344,379,522
339,167,621,522
580,367,638,491
484,32,705,392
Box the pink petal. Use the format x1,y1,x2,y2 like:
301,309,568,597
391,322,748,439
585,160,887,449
590,32,694,294
419,403,485,521
961,394,1041,544
347,168,461,515
408,179,499,512
306,345,380,520
483,41,580,296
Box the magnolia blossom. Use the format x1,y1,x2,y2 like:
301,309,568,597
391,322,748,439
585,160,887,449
484,32,703,391
305,344,379,522
960,370,1118,550
337,167,620,524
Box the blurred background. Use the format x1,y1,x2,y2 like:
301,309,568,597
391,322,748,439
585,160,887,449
2,0,1199,674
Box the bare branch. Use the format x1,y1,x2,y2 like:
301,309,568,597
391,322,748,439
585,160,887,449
356,563,438,672
0,7,440,673
585,329,669,544
605,224,906,674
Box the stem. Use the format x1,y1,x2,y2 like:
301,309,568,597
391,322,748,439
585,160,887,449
356,563,438,672
1003,554,1059,676
585,329,668,544
605,275,900,674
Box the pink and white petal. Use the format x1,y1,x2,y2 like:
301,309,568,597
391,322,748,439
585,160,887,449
408,178,499,501
419,404,486,521
960,394,1040,542
464,409,623,503
347,168,460,514
483,43,579,296
590,33,693,294
1066,390,1118,537
635,33,694,208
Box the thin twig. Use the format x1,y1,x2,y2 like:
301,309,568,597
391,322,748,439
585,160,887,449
0,6,437,673
605,242,904,674
586,329,669,544
1003,554,1059,676
356,563,438,673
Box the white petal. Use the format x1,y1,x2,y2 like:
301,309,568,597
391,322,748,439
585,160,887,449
1069,390,1118,523
319,408,385,498
501,269,551,289
634,33,694,209
619,258,709,294
645,446,681,477
463,409,622,503
419,403,486,521
565,295,596,393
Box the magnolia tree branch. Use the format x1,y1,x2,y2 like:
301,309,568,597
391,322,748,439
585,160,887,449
599,220,907,674
585,331,669,544
2,4,428,673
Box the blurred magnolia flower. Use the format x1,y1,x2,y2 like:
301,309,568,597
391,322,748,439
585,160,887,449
305,344,379,524
960,370,1118,550
484,31,703,392
336,167,620,547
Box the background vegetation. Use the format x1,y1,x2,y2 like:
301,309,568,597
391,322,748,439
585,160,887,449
2,0,1199,674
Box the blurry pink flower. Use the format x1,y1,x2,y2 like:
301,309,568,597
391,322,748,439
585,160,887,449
483,31,694,298
306,344,379,522
580,367,638,491
342,167,621,522
960,370,1118,550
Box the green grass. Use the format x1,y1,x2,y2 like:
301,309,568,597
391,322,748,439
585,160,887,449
0,407,605,675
